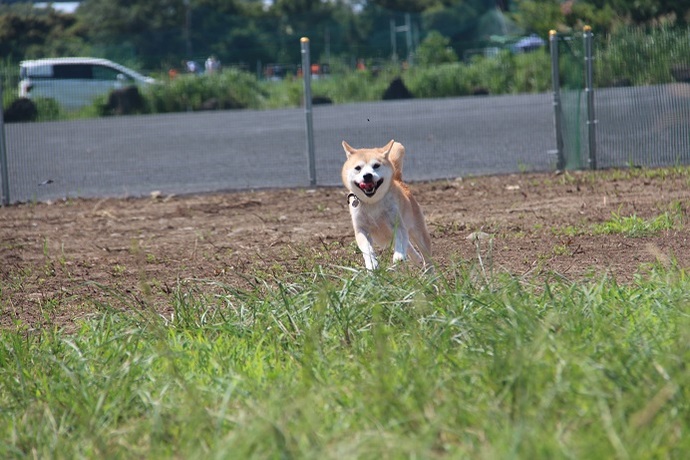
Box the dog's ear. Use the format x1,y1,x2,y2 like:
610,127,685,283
342,140,356,158
382,139,395,158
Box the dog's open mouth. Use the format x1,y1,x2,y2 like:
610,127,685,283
357,178,384,197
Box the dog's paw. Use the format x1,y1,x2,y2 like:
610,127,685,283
392,252,406,264
365,258,379,271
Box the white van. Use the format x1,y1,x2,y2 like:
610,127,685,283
19,57,155,111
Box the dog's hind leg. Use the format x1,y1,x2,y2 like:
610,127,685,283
410,230,432,268
406,242,424,264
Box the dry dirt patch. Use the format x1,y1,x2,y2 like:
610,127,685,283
1,170,688,330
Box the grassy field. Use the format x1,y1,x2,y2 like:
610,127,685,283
1,257,689,458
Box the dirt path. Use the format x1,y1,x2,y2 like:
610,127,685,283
2,169,688,330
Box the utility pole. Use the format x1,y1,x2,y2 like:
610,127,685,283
390,14,414,65
183,0,192,56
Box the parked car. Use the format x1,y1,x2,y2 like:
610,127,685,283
19,57,155,111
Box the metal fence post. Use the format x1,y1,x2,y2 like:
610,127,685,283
390,19,398,61
0,80,10,206
583,25,597,170
404,13,413,65
300,37,317,187
549,30,566,171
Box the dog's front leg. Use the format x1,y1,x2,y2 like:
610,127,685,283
355,231,378,270
392,226,409,264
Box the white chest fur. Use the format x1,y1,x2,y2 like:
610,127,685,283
350,193,401,232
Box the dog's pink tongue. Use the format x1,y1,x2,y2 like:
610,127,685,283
359,182,375,192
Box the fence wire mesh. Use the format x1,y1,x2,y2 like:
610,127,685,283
556,32,588,170
555,27,690,170
2,17,690,205
2,94,556,204
594,28,690,169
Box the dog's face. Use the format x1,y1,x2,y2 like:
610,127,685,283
341,140,395,203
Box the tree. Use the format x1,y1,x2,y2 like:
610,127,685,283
190,0,276,66
423,0,509,55
0,4,87,60
371,0,440,13
511,0,690,37
585,0,690,25
509,0,563,36
415,30,458,65
77,0,187,67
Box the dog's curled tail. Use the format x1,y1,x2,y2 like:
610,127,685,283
389,141,405,182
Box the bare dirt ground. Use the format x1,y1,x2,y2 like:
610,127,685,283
1,169,689,331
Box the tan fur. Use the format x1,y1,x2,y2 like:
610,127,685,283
341,139,432,270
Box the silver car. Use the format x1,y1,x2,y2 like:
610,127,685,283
19,57,155,111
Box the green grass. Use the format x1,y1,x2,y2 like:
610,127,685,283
594,203,685,238
2,263,690,458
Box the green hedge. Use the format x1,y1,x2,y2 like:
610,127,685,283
404,50,552,98
146,68,268,113
595,26,690,87
5,26,690,121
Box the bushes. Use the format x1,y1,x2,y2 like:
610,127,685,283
31,97,62,121
146,68,268,113
3,98,37,122
0,52,554,122
137,51,551,111
308,66,400,104
404,62,474,98
415,31,459,66
595,26,690,87
404,50,551,98
7,26,688,121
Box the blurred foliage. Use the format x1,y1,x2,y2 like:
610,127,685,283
2,0,689,121
1,0,688,72
146,68,268,112
595,26,690,87
0,3,88,61
404,49,551,97
33,97,63,121
415,31,459,66
510,0,689,37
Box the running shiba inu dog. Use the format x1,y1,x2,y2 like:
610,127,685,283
341,139,432,270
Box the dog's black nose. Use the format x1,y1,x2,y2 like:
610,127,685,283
363,173,373,182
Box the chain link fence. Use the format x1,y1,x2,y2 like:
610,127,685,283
551,30,590,170
552,27,690,171
2,22,690,205
0,90,556,204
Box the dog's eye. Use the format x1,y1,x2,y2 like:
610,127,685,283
354,165,362,171
372,163,381,169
